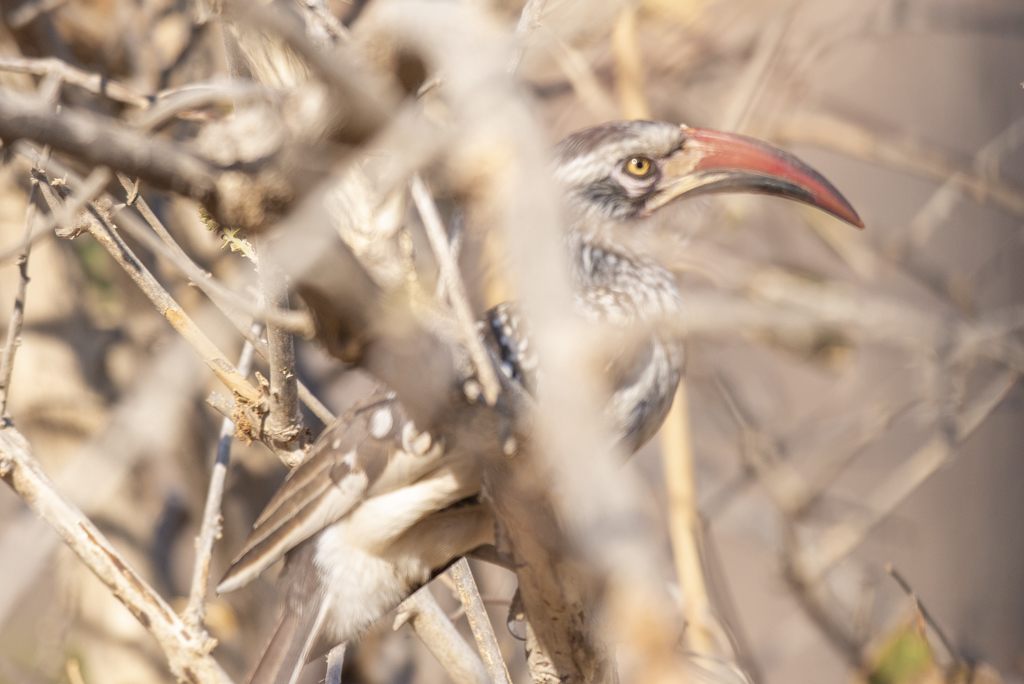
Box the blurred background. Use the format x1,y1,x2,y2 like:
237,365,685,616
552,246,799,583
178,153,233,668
0,0,1021,683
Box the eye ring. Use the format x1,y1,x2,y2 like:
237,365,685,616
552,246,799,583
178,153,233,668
623,156,655,179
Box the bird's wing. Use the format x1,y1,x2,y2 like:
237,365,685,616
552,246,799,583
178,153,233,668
218,391,418,593
221,301,528,595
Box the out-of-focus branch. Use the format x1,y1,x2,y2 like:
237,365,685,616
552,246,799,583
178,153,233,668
545,28,618,119
629,265,1024,376
611,6,650,119
0,55,152,108
449,558,512,684
412,175,501,405
793,369,1018,582
183,331,260,633
0,427,232,684
0,89,220,207
660,383,716,654
222,0,393,143
0,62,375,234
394,586,490,684
508,0,550,73
885,564,962,668
369,6,693,683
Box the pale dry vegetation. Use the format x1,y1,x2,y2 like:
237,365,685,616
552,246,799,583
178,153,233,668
0,1,1021,683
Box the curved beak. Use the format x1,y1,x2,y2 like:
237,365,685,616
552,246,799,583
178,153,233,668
646,125,864,228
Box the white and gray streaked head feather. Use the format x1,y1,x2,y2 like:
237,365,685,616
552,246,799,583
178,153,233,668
554,120,683,188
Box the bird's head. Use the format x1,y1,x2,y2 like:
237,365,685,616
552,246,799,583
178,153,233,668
554,120,863,233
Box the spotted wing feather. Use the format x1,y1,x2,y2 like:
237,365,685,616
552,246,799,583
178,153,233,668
218,395,399,594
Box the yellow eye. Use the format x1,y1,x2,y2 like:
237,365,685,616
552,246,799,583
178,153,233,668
624,156,654,178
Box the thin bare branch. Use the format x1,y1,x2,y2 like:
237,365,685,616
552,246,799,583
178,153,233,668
775,109,1024,218
885,564,961,667
0,166,43,417
32,169,263,405
183,330,260,632
411,175,501,405
796,369,1018,581
395,586,490,684
449,559,512,684
508,0,550,74
111,171,330,426
0,163,110,263
0,55,151,108
659,383,716,654
0,427,232,684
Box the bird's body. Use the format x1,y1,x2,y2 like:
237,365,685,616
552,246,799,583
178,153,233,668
219,120,862,684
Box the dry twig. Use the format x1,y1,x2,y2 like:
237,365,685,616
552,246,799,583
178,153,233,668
0,428,232,684
183,331,260,633
395,586,490,684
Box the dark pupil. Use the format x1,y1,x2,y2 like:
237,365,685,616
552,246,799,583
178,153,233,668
632,158,648,172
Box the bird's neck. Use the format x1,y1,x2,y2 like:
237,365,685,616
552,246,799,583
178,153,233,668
571,236,683,325
569,235,685,451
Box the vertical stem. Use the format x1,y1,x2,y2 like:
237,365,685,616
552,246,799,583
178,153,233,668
508,0,550,74
0,175,40,418
449,558,513,684
183,327,260,631
660,381,715,654
611,6,650,119
258,241,307,465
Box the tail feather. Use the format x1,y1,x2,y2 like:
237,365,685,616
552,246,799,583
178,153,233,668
248,542,330,684
248,596,330,684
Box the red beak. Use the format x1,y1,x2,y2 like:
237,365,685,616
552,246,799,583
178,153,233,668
650,125,864,229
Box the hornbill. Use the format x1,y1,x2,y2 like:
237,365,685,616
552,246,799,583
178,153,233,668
217,120,863,684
